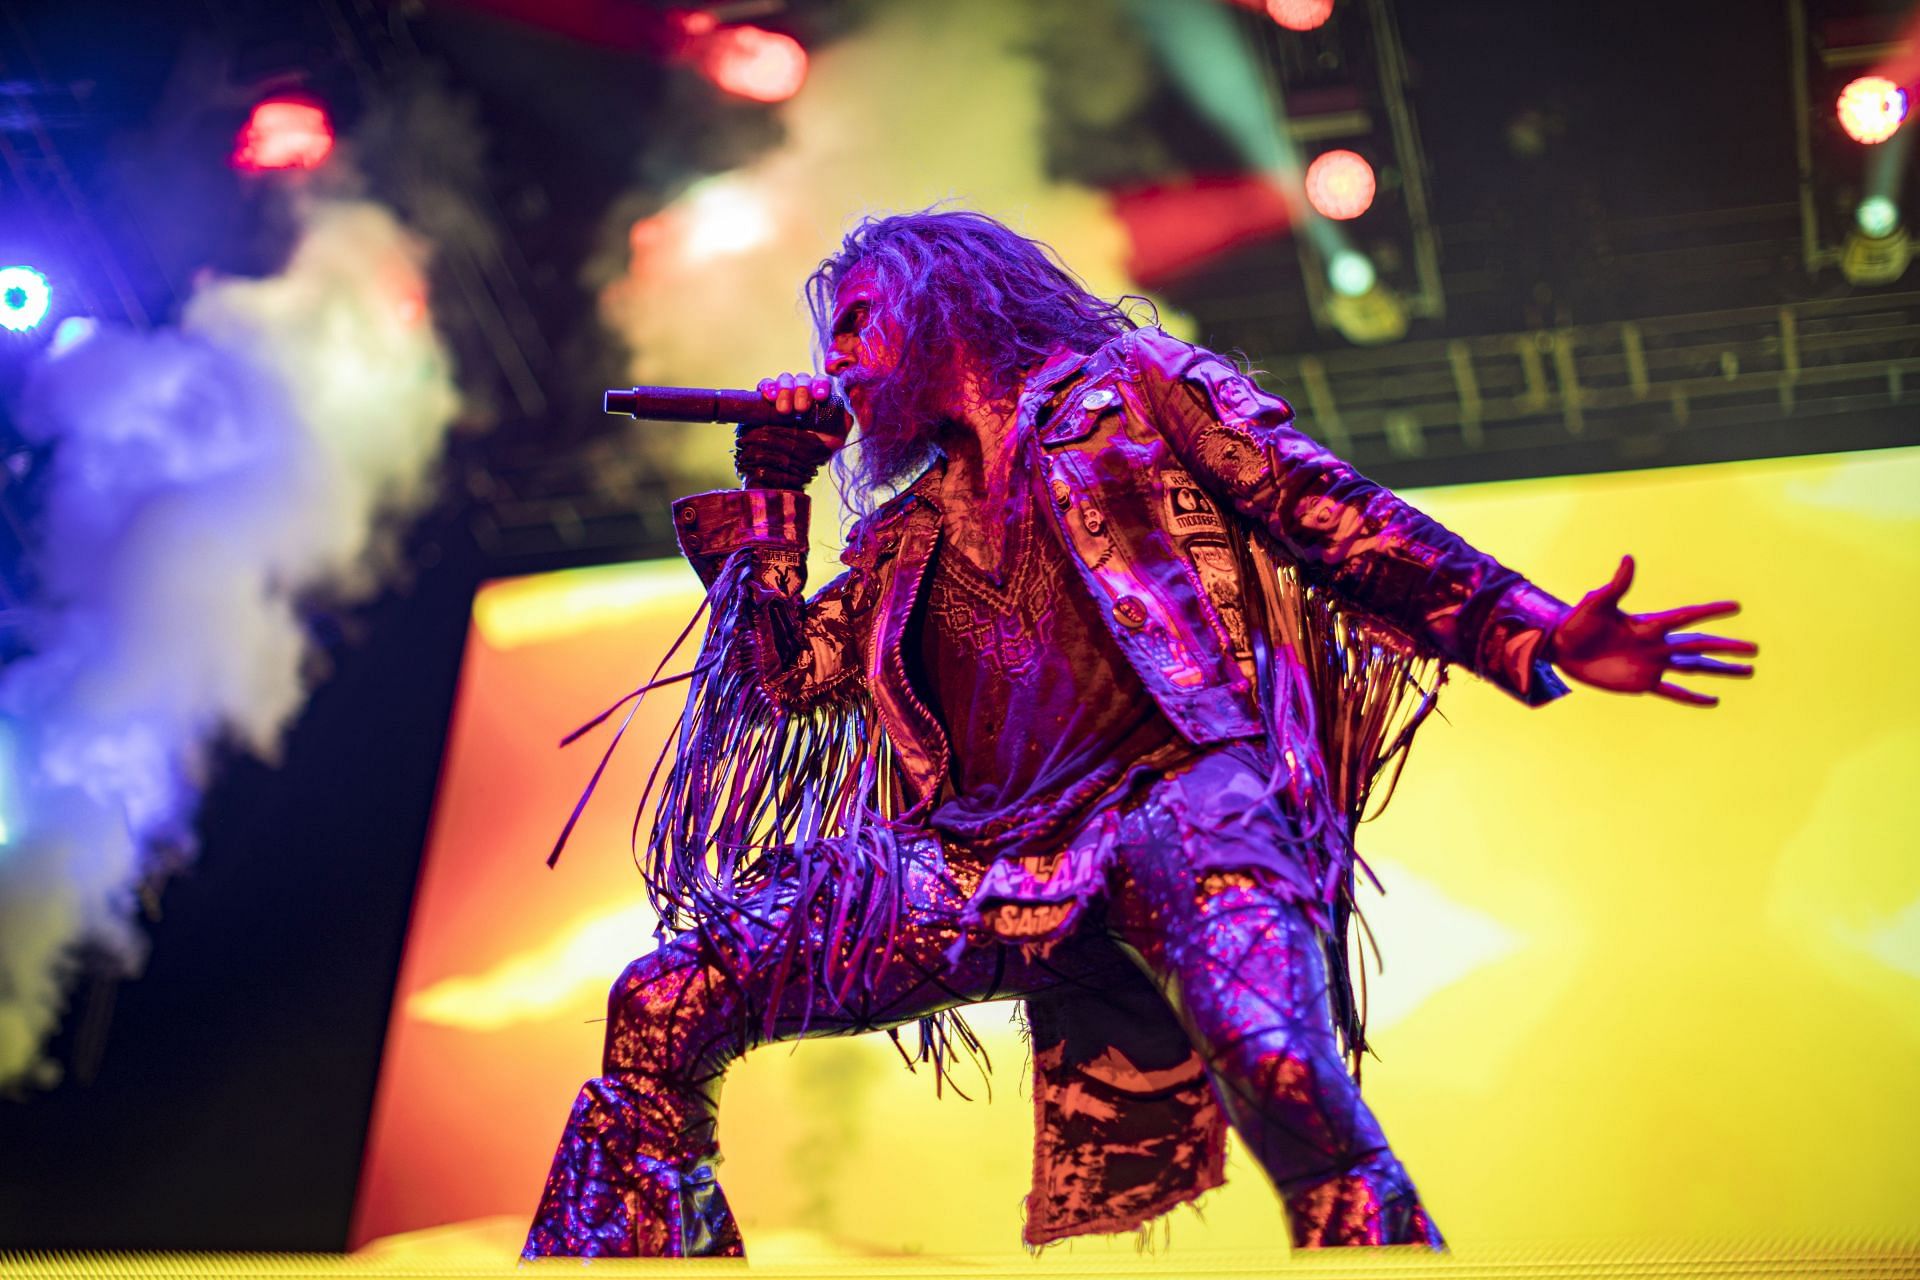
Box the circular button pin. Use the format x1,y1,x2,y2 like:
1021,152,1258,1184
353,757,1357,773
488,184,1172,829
1081,388,1116,411
1113,596,1148,628
1050,478,1072,508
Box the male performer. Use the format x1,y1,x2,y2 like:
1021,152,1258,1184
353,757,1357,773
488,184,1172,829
523,210,1754,1258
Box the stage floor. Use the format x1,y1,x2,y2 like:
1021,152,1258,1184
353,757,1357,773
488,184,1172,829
5,1219,1918,1280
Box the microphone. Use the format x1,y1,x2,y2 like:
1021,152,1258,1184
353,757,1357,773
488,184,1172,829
603,384,846,431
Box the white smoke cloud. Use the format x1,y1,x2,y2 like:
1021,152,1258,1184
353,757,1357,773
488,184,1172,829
0,199,461,1088
598,0,1182,557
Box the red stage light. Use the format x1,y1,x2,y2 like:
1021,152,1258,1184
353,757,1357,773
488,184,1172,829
1109,175,1293,287
1303,149,1376,220
699,26,808,104
1837,75,1909,144
233,100,334,172
1267,0,1334,31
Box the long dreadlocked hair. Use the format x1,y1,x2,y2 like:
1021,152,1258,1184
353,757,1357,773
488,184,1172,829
804,208,1144,516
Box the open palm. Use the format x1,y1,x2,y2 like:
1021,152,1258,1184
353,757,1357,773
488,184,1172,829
1549,555,1757,707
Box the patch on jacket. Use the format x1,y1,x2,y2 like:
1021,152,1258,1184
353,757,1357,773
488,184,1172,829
1160,468,1226,535
1186,539,1253,657
1191,423,1265,498
1189,358,1294,429
754,547,806,598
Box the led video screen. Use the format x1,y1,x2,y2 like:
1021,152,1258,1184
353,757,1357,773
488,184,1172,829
352,446,1920,1261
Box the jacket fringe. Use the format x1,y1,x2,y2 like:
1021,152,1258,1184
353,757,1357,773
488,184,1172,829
574,550,984,1088
1245,532,1444,1078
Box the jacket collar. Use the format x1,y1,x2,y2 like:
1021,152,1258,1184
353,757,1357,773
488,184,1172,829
1025,345,1092,399
907,459,944,497
1028,333,1139,445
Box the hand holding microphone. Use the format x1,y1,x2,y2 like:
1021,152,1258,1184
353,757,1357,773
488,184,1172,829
603,372,848,491
738,373,846,490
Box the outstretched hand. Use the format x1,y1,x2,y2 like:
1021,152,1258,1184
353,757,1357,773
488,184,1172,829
1548,555,1756,707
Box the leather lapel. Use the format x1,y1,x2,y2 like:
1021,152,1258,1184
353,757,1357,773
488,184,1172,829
865,469,950,811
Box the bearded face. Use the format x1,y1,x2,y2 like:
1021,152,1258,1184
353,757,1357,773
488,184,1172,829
821,265,957,497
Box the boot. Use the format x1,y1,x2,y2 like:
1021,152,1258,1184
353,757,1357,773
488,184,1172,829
523,1076,744,1257
1282,1149,1446,1249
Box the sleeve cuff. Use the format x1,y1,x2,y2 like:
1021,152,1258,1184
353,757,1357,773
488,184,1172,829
672,488,809,558
1475,580,1572,707
671,488,809,586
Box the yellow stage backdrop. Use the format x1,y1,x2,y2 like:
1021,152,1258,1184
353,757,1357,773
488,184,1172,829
351,446,1920,1261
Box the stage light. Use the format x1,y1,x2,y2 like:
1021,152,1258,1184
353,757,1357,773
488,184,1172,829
1841,193,1911,285
1325,259,1406,345
699,26,808,104
0,266,51,333
681,179,774,261
1267,0,1334,32
1837,75,1908,144
1304,149,1376,221
233,99,334,171
1857,195,1900,238
1839,223,1911,285
1328,249,1375,297
1109,175,1293,286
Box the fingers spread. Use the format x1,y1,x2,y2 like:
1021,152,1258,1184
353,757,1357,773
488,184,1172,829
1643,600,1740,629
1576,554,1636,611
1668,632,1758,656
1605,554,1635,601
1655,681,1718,707
1669,654,1754,677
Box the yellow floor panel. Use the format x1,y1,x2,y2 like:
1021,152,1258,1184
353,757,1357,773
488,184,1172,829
5,1234,1919,1280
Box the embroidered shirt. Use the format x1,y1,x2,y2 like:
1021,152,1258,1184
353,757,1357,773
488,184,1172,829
913,464,1191,863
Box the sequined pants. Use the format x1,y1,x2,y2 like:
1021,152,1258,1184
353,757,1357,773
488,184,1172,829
523,772,1443,1256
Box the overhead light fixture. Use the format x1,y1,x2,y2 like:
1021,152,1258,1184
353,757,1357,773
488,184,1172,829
1324,252,1406,344
1836,75,1909,145
697,26,808,104
1305,149,1377,221
233,99,335,172
1266,0,1335,32
0,266,51,333
1327,249,1376,297
1839,221,1911,286
1856,195,1900,239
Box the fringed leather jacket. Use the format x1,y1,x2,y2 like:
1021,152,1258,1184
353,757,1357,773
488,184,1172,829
656,327,1570,1243
670,327,1566,793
